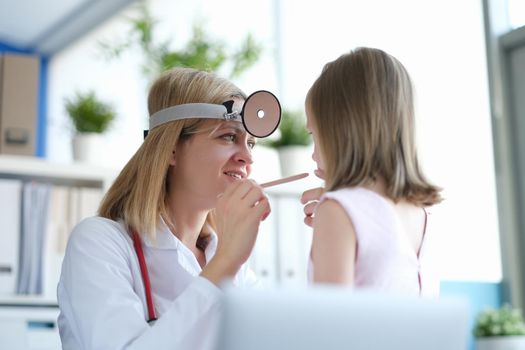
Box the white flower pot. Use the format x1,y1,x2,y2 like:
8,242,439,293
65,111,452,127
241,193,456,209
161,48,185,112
476,336,525,350
72,133,104,163
277,145,314,177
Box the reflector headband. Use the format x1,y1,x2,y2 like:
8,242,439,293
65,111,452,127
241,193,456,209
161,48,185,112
149,103,240,130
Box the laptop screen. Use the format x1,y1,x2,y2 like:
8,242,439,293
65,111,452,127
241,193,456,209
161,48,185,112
214,286,468,350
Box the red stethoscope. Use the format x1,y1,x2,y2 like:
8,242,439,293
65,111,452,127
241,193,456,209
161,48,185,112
131,230,157,323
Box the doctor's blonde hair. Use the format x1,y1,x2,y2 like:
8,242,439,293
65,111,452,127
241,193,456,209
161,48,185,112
307,47,441,206
99,67,246,239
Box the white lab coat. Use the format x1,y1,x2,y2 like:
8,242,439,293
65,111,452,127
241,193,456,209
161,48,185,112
57,216,258,350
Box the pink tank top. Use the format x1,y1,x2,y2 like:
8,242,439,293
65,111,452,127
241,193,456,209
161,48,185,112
308,187,438,297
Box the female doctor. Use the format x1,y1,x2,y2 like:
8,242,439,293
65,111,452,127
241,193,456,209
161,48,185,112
57,67,273,350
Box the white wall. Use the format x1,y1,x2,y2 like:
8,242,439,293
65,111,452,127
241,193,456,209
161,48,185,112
48,0,500,282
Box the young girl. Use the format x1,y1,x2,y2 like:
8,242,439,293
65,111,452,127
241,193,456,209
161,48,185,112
302,47,442,296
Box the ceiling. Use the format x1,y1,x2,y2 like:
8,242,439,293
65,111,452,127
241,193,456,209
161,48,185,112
0,0,137,56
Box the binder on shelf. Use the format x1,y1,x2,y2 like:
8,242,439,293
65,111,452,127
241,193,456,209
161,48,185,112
0,53,39,156
0,179,22,295
250,208,278,288
78,186,103,220
17,182,51,295
64,187,80,252
42,185,103,299
43,185,69,299
50,186,71,255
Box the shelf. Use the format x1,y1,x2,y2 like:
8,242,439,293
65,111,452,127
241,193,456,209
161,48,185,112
0,155,115,307
0,155,117,189
0,295,58,308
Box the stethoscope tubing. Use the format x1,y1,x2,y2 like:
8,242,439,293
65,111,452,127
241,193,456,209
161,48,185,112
131,230,157,323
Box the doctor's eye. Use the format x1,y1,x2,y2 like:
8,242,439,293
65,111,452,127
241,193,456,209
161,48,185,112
247,139,256,149
221,133,236,142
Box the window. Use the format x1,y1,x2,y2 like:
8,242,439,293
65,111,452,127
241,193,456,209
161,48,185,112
509,0,525,28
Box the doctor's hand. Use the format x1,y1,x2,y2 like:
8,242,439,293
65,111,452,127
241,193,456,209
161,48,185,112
202,179,270,285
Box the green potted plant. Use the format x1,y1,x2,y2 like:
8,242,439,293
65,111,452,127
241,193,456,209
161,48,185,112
99,4,261,81
474,304,525,350
264,109,312,177
65,91,116,163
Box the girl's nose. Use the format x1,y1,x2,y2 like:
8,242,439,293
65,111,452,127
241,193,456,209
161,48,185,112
312,144,321,163
312,150,318,163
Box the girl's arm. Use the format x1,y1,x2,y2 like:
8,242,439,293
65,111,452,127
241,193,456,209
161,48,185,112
311,199,356,285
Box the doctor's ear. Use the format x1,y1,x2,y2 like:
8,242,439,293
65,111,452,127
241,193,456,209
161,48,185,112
169,150,176,166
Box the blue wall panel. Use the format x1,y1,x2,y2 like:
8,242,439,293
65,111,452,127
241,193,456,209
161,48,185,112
441,281,503,350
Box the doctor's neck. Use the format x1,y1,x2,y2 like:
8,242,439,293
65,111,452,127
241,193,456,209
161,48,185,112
163,206,209,250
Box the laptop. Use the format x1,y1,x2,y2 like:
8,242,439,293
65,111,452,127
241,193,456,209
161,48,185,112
214,286,469,350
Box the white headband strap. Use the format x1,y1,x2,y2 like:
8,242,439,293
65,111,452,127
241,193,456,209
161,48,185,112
149,103,241,130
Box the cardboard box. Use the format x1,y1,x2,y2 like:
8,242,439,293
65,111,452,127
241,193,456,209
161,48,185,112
0,53,39,156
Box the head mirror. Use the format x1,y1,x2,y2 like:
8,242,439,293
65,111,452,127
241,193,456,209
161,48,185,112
241,90,281,138
145,90,281,139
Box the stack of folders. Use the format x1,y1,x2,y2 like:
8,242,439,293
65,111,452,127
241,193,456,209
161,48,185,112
17,182,51,295
0,179,22,296
0,179,103,299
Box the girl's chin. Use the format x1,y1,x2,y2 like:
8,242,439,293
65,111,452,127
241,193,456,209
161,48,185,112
314,168,326,180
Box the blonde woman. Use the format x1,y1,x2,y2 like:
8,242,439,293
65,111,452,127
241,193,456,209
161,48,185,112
301,47,442,295
57,68,271,349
